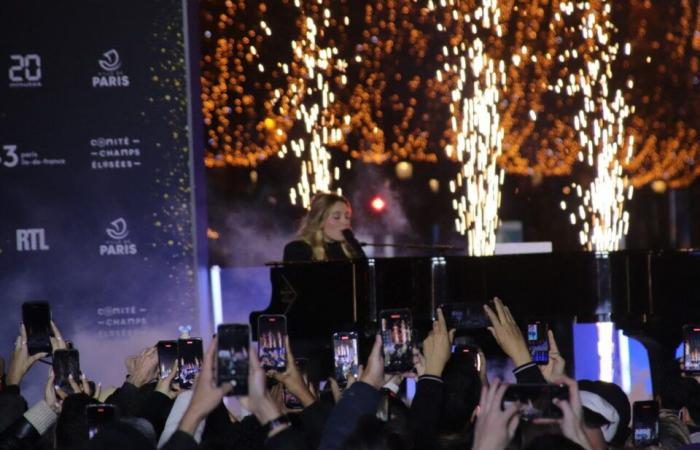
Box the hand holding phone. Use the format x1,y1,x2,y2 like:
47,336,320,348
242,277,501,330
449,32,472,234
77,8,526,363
526,321,550,365
22,301,52,355
502,383,569,421
333,332,359,387
177,338,203,389
683,325,700,374
380,309,414,373
438,303,490,330
157,340,178,380
283,358,308,409
257,315,287,372
53,349,81,394
216,324,250,395
633,401,660,447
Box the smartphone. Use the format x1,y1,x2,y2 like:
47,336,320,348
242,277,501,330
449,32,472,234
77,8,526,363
283,358,308,410
451,344,482,371
22,301,52,355
157,340,178,380
177,338,203,389
380,308,414,373
502,383,569,421
53,349,80,394
438,303,490,330
333,331,359,387
682,325,700,374
216,323,250,395
633,401,660,447
526,321,549,365
86,403,117,439
257,315,287,372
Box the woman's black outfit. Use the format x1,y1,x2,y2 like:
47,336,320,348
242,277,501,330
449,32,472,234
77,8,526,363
282,240,350,262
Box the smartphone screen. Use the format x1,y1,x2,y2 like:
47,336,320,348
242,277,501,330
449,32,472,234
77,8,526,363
527,321,549,365
438,303,490,330
333,331,359,387
257,315,287,372
683,325,700,373
177,338,203,389
451,344,482,371
283,358,308,410
157,340,178,380
633,401,660,447
86,404,117,439
217,323,249,395
53,349,80,394
502,383,568,421
381,308,414,373
22,301,52,355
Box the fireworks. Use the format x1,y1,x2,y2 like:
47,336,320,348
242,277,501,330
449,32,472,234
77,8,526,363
434,0,505,256
554,1,634,251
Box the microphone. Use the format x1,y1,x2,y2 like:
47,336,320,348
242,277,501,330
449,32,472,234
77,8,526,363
342,229,367,260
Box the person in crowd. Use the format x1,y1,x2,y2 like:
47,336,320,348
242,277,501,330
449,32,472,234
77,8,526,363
283,192,365,262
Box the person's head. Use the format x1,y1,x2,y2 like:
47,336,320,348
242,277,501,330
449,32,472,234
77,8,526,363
298,193,354,260
438,357,482,435
578,380,631,448
56,393,99,448
680,381,700,427
343,415,407,450
87,419,156,450
657,366,695,413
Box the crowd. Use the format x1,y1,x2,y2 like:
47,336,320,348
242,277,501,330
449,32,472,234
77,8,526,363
1,298,699,450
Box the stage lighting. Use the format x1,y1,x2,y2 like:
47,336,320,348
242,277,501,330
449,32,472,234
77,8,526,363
370,195,386,213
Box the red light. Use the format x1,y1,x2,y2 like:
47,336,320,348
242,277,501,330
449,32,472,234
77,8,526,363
340,336,349,340
370,195,386,213
390,314,400,319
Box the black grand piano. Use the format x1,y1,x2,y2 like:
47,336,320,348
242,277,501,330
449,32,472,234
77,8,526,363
251,251,700,392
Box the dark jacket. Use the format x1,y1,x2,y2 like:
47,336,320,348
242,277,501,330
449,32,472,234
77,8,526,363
318,382,381,450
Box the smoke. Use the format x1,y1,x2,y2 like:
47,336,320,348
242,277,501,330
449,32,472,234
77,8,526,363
345,164,421,257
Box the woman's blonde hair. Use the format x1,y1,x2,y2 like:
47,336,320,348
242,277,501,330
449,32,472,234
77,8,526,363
297,192,356,261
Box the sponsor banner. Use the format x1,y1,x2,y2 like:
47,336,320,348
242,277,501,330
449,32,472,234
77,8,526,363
0,0,205,404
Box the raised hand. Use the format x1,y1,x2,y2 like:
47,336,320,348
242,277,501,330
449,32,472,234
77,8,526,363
471,380,520,450
7,324,48,386
178,338,232,435
155,361,181,399
360,335,385,389
55,372,101,400
248,347,289,437
125,346,158,387
50,321,68,351
484,297,531,367
422,308,455,377
269,336,315,407
551,376,593,450
45,368,61,413
539,330,566,382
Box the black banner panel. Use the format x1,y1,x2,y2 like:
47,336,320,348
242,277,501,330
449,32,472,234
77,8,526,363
0,1,205,401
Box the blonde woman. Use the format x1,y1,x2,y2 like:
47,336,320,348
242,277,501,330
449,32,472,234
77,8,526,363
283,193,365,261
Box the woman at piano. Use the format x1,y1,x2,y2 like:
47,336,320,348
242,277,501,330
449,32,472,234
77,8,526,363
283,192,366,262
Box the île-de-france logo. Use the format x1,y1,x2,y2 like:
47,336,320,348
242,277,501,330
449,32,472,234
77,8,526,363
100,217,137,256
92,49,129,88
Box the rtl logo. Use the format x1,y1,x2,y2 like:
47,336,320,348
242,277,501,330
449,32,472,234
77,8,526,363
16,228,49,251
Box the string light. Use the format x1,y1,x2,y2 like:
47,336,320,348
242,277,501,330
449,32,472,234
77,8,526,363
199,0,700,198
